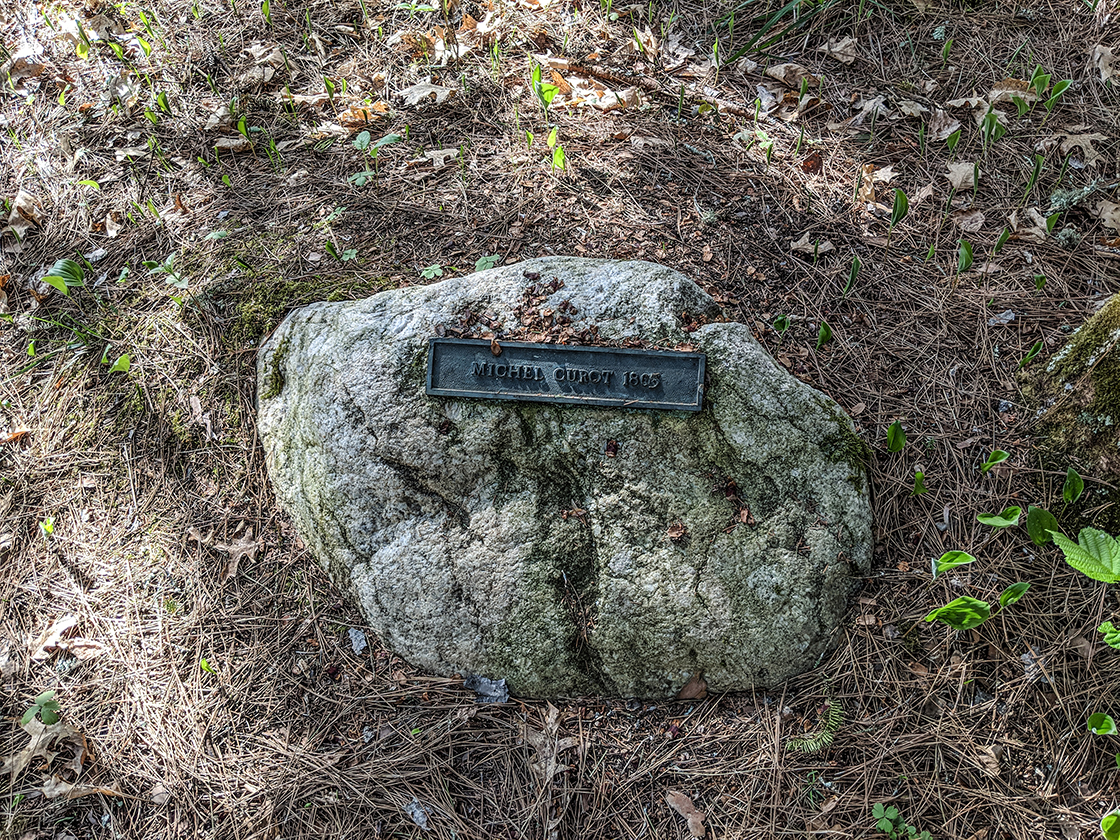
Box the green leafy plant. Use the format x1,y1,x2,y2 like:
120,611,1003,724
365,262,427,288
1023,153,1044,203
872,803,932,840
200,658,216,674
999,581,1030,608
531,63,559,111
1100,621,1120,650
1089,713,1117,735
993,227,1011,255
1019,340,1043,369
1030,64,1052,98
977,506,1021,528
1104,811,1120,840
39,516,55,537
107,354,131,374
420,264,444,280
980,449,1008,473
957,239,974,273
773,314,790,335
888,188,908,246
843,254,860,297
475,254,501,272
980,109,1007,150
926,583,1029,631
946,128,961,152
886,421,906,453
1063,467,1084,503
144,252,186,289
815,321,832,351
934,551,976,578
1026,506,1058,546
350,131,402,186
1044,79,1072,114
1049,528,1120,583
21,690,62,725
912,471,927,496
787,701,843,754
40,258,85,296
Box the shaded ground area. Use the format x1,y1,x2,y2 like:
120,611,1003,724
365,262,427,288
2,0,1120,837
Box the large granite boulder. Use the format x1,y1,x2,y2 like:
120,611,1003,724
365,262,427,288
257,258,872,698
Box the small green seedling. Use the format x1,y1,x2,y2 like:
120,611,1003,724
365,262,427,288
980,449,1008,473
773,315,790,335
108,354,131,374
993,227,1010,255
977,506,1021,528
946,128,961,152
980,109,1006,149
1100,622,1120,650
531,64,559,111
1030,64,1051,98
844,255,860,297
200,658,216,674
1063,467,1084,503
886,420,906,453
888,188,908,245
815,321,832,351
1034,274,1047,291
1049,527,1120,583
912,471,927,496
21,690,62,725
1105,810,1120,840
475,254,500,272
1019,341,1043,369
420,264,444,280
1089,713,1117,735
39,516,55,538
40,259,85,296
873,803,932,840
926,584,1029,631
1026,506,1058,546
1044,79,1072,114
957,239,974,273
934,550,976,578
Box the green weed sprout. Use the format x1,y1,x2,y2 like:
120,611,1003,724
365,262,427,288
873,803,932,840
886,420,906,453
21,690,61,725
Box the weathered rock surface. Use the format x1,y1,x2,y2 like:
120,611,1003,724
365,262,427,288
257,257,872,698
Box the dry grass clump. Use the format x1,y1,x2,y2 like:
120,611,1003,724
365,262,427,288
2,0,1119,837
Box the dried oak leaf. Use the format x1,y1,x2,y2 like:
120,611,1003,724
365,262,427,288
400,82,456,107
790,232,834,254
820,36,858,64
30,615,80,661
2,718,88,779
1095,200,1120,233
1092,44,1116,84
666,522,688,542
676,671,707,700
946,161,978,191
665,790,706,837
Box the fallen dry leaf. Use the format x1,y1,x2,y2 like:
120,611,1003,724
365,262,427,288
1095,200,1120,232
987,78,1036,104
1010,207,1049,243
2,718,87,779
676,671,708,700
1092,44,1116,84
1,426,30,444
30,615,80,661
912,183,936,207
765,63,817,89
423,147,459,167
790,232,835,255
215,531,260,583
42,776,122,800
665,790,706,838
928,109,961,141
821,36,858,64
1038,132,1110,167
2,190,42,239
666,522,688,542
975,744,1003,777
400,82,456,107
897,99,926,117
213,136,253,153
951,209,985,233
946,161,978,191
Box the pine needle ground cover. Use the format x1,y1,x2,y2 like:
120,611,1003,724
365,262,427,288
1,0,1119,837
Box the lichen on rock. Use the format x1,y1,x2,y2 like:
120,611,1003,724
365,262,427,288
257,257,873,698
